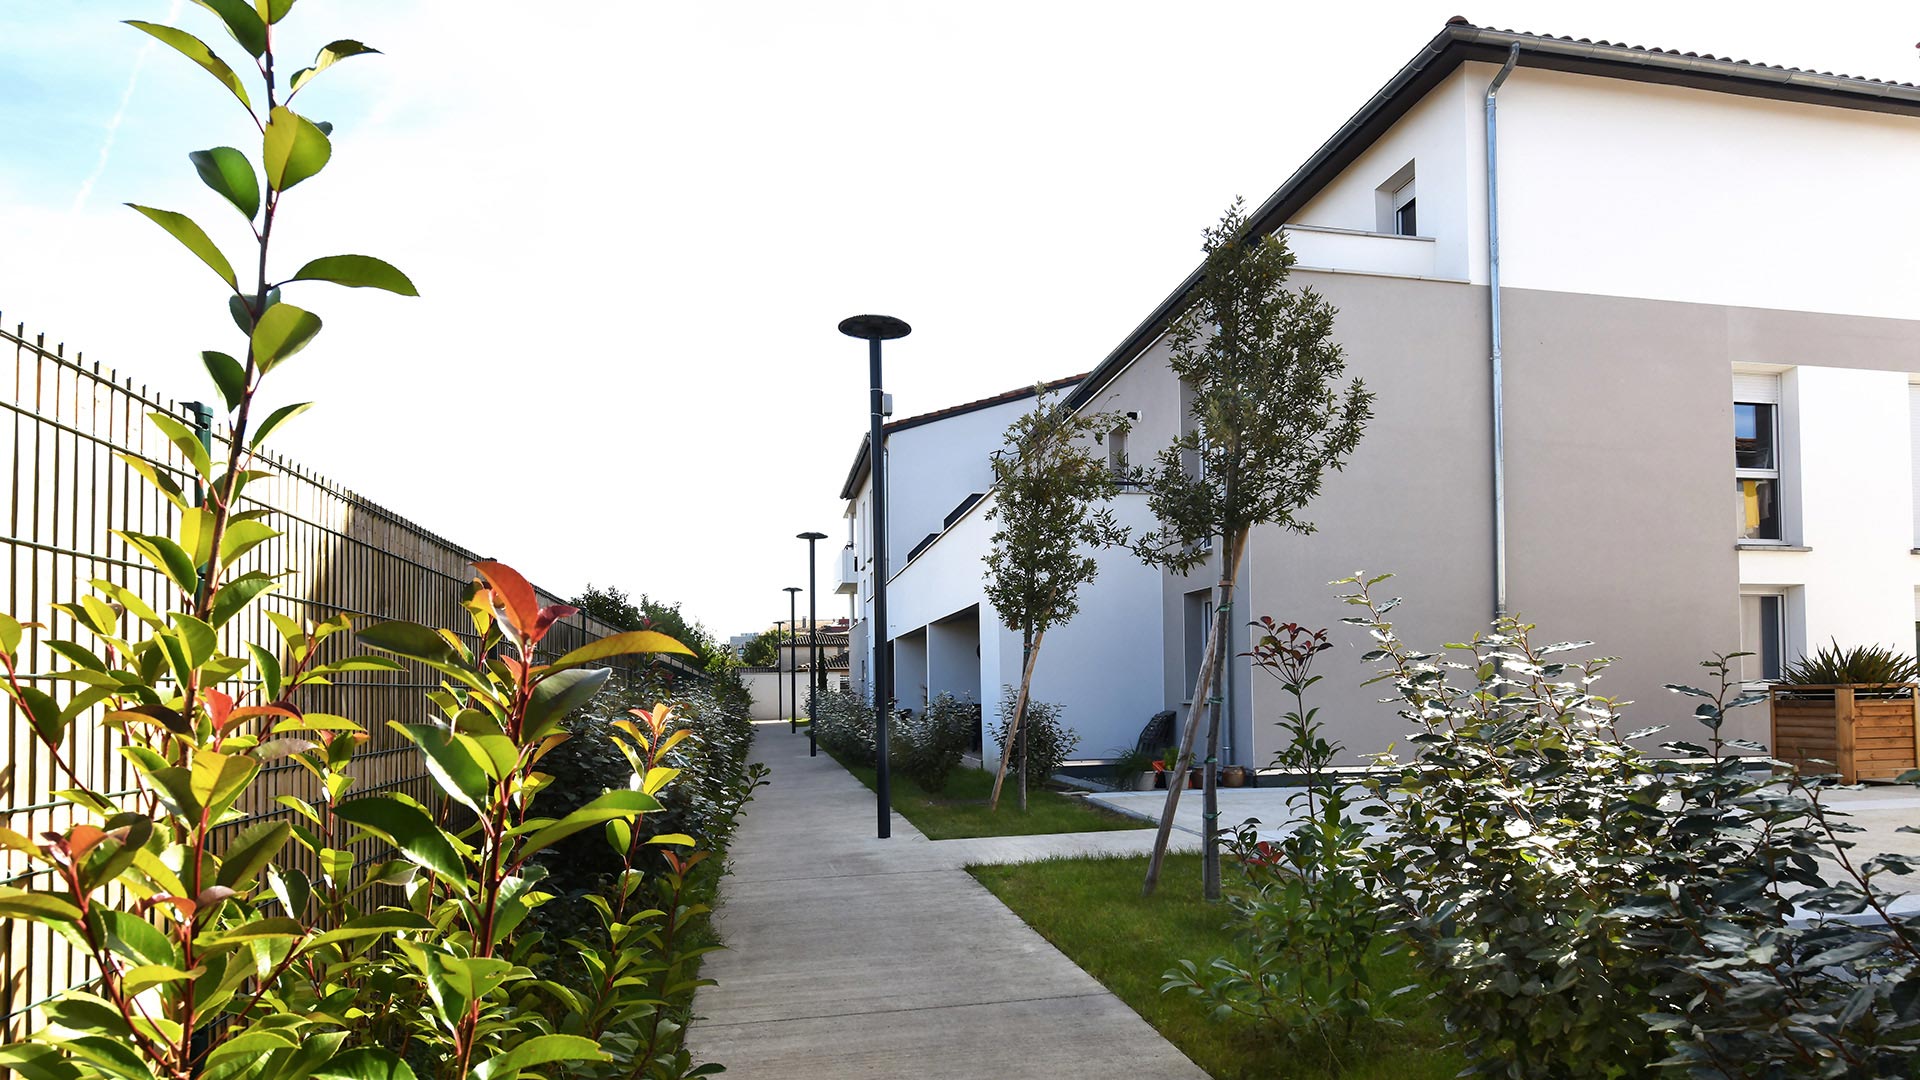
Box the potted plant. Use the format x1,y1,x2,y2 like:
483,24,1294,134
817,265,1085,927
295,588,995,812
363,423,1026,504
1770,641,1920,784
1152,747,1205,789
1111,745,1156,791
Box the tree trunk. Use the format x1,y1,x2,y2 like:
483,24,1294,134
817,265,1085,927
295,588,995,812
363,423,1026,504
1142,525,1249,898
989,628,1044,811
1201,525,1248,901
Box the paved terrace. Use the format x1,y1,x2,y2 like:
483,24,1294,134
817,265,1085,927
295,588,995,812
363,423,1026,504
1089,780,1920,911
689,724,1205,1079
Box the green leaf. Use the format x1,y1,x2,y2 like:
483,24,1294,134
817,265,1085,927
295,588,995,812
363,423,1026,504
393,724,490,813
189,146,260,219
550,629,695,670
62,1034,156,1080
334,798,466,886
516,789,661,861
12,684,68,744
249,401,313,449
121,963,202,996
191,750,258,820
0,886,82,924
101,910,178,966
126,204,238,291
209,571,279,629
257,0,297,25
189,0,266,56
289,39,380,94
179,506,217,566
315,1048,417,1080
117,454,190,511
249,643,283,700
262,105,331,192
196,916,304,946
356,620,490,694
357,621,461,666
524,667,609,739
116,531,199,596
250,304,322,374
170,613,218,668
201,351,248,413
288,254,418,296
0,612,22,658
306,910,431,949
216,819,291,889
469,1034,609,1080
124,21,251,108
147,410,213,480
218,520,280,565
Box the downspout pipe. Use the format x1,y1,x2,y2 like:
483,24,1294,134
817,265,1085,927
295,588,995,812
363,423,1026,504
1486,42,1520,621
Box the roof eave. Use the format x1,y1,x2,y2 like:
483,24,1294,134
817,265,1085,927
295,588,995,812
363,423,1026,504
1063,22,1920,413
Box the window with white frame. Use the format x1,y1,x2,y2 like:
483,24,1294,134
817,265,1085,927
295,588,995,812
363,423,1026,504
1909,383,1920,547
1375,160,1416,235
1733,373,1783,542
1391,179,1417,237
1738,592,1785,684
1183,589,1213,699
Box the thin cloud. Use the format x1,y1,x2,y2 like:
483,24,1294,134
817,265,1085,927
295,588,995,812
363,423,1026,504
71,0,183,215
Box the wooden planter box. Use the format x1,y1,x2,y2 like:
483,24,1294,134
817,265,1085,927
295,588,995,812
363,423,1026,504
1769,684,1920,784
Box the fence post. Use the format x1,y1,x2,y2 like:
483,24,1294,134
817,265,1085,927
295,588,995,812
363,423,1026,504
183,401,214,507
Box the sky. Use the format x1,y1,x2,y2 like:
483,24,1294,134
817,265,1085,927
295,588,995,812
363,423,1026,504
1,0,1916,640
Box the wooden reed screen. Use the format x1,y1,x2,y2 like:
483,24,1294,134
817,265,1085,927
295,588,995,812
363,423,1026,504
0,317,683,1030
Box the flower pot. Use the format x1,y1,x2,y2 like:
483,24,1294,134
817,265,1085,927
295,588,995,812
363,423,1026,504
1133,771,1156,792
1771,683,1919,784
1221,765,1247,788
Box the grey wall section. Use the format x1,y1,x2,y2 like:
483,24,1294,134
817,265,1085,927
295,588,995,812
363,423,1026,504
1238,271,1496,766
1500,288,1745,743
1232,277,1920,763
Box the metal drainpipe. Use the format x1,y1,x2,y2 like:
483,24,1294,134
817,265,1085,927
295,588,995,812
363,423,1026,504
1485,42,1520,621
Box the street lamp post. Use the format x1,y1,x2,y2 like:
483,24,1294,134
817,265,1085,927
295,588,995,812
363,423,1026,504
798,531,828,757
784,587,801,732
839,313,911,840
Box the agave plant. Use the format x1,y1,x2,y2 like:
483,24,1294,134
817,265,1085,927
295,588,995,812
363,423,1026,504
1780,639,1920,686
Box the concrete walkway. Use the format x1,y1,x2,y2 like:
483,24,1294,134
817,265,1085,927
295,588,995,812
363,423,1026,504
689,724,1208,1079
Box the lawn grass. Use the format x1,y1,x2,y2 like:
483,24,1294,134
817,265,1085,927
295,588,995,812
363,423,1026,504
825,751,1148,839
970,853,1463,1080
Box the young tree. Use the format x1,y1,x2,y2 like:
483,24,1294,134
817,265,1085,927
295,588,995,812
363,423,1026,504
983,387,1128,811
1136,199,1373,899
739,626,783,667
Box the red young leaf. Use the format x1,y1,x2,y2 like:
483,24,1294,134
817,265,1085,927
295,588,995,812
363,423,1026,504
528,603,578,648
473,561,539,641
203,688,235,731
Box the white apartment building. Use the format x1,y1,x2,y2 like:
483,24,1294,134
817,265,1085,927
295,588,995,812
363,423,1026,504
843,20,1920,767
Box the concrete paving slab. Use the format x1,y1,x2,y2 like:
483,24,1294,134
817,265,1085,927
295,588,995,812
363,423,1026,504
696,994,1201,1080
688,724,1207,1078
1089,776,1920,900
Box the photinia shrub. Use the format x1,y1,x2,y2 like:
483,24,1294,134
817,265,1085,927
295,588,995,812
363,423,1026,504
0,7,717,1080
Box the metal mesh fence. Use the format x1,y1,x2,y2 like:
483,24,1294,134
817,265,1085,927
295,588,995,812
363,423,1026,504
0,317,691,1029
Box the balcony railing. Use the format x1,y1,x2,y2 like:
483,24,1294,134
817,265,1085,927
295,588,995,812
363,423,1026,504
835,544,858,595
1283,223,1437,278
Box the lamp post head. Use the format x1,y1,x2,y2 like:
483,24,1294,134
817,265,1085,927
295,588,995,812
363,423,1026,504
838,314,911,341
797,531,828,542
783,586,802,595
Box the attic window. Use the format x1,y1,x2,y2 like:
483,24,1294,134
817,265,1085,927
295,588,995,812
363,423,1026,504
1375,160,1417,235
1392,180,1417,236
